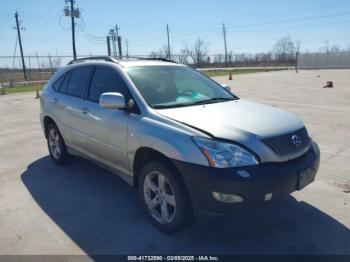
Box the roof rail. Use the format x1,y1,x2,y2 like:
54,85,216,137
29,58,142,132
128,56,178,64
67,56,117,65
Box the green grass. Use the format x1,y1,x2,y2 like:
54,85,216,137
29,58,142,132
2,84,43,94
202,68,286,77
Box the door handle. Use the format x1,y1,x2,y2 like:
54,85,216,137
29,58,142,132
81,107,89,114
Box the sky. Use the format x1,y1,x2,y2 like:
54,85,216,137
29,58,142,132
0,0,350,59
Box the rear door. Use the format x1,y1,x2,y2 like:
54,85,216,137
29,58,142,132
58,65,93,153
84,65,131,175
48,71,70,131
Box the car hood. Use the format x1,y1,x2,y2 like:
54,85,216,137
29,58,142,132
156,99,304,142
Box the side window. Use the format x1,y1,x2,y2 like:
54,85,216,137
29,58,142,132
52,73,67,92
66,67,91,98
88,67,130,103
60,71,70,93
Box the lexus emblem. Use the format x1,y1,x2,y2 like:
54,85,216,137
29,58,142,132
292,135,302,147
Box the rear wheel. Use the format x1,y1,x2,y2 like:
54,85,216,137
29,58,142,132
139,160,193,233
47,123,71,165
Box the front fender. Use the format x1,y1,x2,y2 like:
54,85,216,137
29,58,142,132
127,116,209,174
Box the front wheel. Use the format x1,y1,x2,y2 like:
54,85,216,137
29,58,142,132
139,160,194,233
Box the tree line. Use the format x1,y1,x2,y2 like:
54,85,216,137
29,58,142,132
149,35,350,67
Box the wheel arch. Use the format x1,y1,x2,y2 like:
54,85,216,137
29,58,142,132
43,116,57,138
132,147,184,188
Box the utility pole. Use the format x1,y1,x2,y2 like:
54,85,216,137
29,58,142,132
115,24,122,58
166,24,171,59
125,39,129,59
64,0,80,60
109,29,116,57
115,24,121,57
117,36,122,58
222,23,228,67
106,36,111,56
115,24,120,40
14,12,27,81
70,0,76,60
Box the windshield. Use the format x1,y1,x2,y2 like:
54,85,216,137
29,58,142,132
126,66,238,109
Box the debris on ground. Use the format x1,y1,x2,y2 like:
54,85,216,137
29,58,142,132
323,81,334,88
334,182,350,193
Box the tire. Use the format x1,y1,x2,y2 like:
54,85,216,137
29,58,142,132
47,123,72,165
138,159,193,233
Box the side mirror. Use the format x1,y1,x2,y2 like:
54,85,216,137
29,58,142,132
221,84,231,92
99,92,126,109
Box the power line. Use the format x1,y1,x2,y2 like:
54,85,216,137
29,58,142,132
164,1,350,33
152,19,350,45
3,5,350,58
84,32,106,40
26,0,61,26
115,11,350,50
125,10,350,42
143,11,350,40
108,18,350,49
231,19,350,35
77,31,106,45
227,11,350,29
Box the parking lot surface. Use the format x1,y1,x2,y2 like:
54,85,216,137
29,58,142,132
0,69,349,255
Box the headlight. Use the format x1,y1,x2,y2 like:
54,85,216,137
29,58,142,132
192,137,259,168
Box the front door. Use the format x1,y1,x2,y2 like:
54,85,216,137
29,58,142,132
83,66,131,175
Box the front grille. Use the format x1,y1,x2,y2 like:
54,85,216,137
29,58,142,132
261,127,310,156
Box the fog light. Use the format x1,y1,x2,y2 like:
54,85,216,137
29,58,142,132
265,193,273,201
212,192,244,203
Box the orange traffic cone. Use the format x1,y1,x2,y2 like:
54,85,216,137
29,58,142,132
228,71,233,80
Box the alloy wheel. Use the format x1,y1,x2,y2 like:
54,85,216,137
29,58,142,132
143,171,176,224
48,128,61,159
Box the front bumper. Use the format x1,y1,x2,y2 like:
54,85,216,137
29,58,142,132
172,142,320,213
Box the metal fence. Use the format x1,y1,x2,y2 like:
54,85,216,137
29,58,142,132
297,52,350,69
1,51,349,86
0,54,103,85
0,53,297,85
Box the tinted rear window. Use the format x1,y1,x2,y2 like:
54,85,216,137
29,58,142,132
66,67,91,98
52,73,66,92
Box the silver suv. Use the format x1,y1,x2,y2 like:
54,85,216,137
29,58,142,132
40,56,320,232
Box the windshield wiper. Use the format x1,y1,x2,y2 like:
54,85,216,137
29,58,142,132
153,97,236,109
193,97,236,105
153,103,194,109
